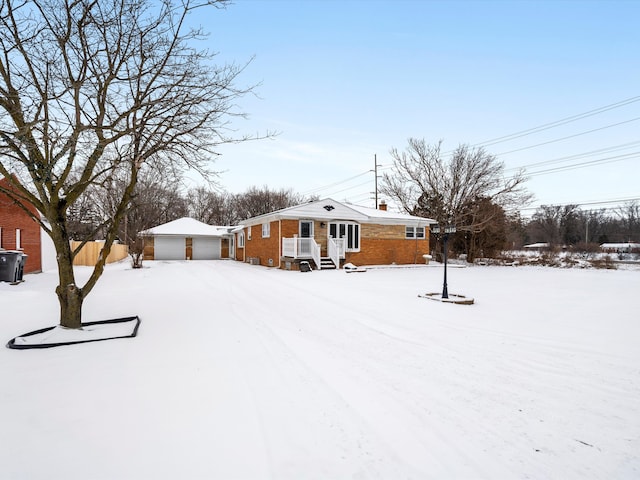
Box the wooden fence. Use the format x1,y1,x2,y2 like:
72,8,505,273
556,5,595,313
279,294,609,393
71,241,129,266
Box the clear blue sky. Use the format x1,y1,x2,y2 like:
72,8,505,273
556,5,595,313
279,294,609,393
192,0,639,215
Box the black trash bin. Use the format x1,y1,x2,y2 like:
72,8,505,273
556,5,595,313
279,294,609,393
0,250,24,282
16,253,27,282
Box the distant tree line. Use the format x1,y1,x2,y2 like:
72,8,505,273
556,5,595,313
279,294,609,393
434,201,640,259
518,202,640,248
67,165,311,244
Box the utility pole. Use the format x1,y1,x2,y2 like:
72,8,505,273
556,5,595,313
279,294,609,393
585,217,589,244
374,154,378,208
374,154,382,208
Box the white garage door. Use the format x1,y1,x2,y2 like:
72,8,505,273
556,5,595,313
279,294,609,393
154,236,186,260
192,237,221,260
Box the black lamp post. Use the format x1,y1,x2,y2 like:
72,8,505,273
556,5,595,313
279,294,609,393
431,224,457,299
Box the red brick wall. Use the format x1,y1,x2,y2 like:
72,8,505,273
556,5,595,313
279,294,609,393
280,219,298,239
280,219,331,254
0,178,42,273
345,237,429,265
241,218,430,268
345,224,429,265
243,220,280,267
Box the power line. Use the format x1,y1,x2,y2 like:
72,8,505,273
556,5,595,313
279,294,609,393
474,95,640,148
345,192,373,204
520,196,640,212
301,170,371,195
526,152,639,177
518,197,640,213
504,140,640,173
495,116,640,156
323,179,372,197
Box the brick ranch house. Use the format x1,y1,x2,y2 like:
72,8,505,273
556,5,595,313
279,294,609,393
0,176,43,273
234,198,435,270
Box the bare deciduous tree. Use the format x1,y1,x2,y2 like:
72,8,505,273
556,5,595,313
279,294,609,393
381,138,531,222
0,0,265,328
616,201,640,241
187,187,236,225
527,204,579,247
526,202,640,247
233,186,308,222
382,139,532,229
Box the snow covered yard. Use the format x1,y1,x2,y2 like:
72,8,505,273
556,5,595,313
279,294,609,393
1,260,639,479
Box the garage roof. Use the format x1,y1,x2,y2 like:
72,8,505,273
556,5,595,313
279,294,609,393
141,217,232,237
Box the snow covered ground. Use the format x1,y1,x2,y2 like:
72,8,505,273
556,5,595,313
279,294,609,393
1,260,639,479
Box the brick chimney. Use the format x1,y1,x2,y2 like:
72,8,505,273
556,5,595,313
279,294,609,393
378,200,387,211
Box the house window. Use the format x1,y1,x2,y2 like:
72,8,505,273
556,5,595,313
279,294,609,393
406,226,425,239
247,226,252,241
329,222,360,251
238,232,245,248
16,228,21,249
262,222,270,238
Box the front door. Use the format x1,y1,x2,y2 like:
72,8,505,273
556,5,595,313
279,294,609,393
299,220,314,256
300,220,313,238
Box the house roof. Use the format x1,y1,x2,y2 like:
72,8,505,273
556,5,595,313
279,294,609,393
140,217,232,237
523,242,550,249
601,242,640,249
241,198,435,226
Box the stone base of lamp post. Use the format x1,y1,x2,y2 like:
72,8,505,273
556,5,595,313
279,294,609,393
419,292,475,305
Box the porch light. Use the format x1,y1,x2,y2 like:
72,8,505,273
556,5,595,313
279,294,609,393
431,224,456,299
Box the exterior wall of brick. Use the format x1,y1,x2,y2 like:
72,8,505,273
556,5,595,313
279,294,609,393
0,178,42,273
280,219,299,239
278,219,429,267
280,219,332,255
313,220,329,254
345,237,429,265
243,220,281,267
345,223,429,265
362,223,405,240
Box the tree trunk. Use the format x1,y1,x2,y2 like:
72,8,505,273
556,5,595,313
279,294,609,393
51,213,85,329
56,282,84,329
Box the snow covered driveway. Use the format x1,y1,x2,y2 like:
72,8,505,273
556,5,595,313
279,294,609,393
1,261,639,479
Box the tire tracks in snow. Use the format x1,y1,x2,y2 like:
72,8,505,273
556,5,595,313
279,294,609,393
218,266,511,478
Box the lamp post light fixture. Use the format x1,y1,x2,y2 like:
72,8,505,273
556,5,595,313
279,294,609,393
431,224,457,299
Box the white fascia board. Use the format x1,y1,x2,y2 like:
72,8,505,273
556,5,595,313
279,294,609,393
362,217,434,227
240,198,436,226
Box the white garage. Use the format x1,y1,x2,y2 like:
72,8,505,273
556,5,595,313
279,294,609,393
192,236,221,260
141,217,232,261
153,236,186,260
